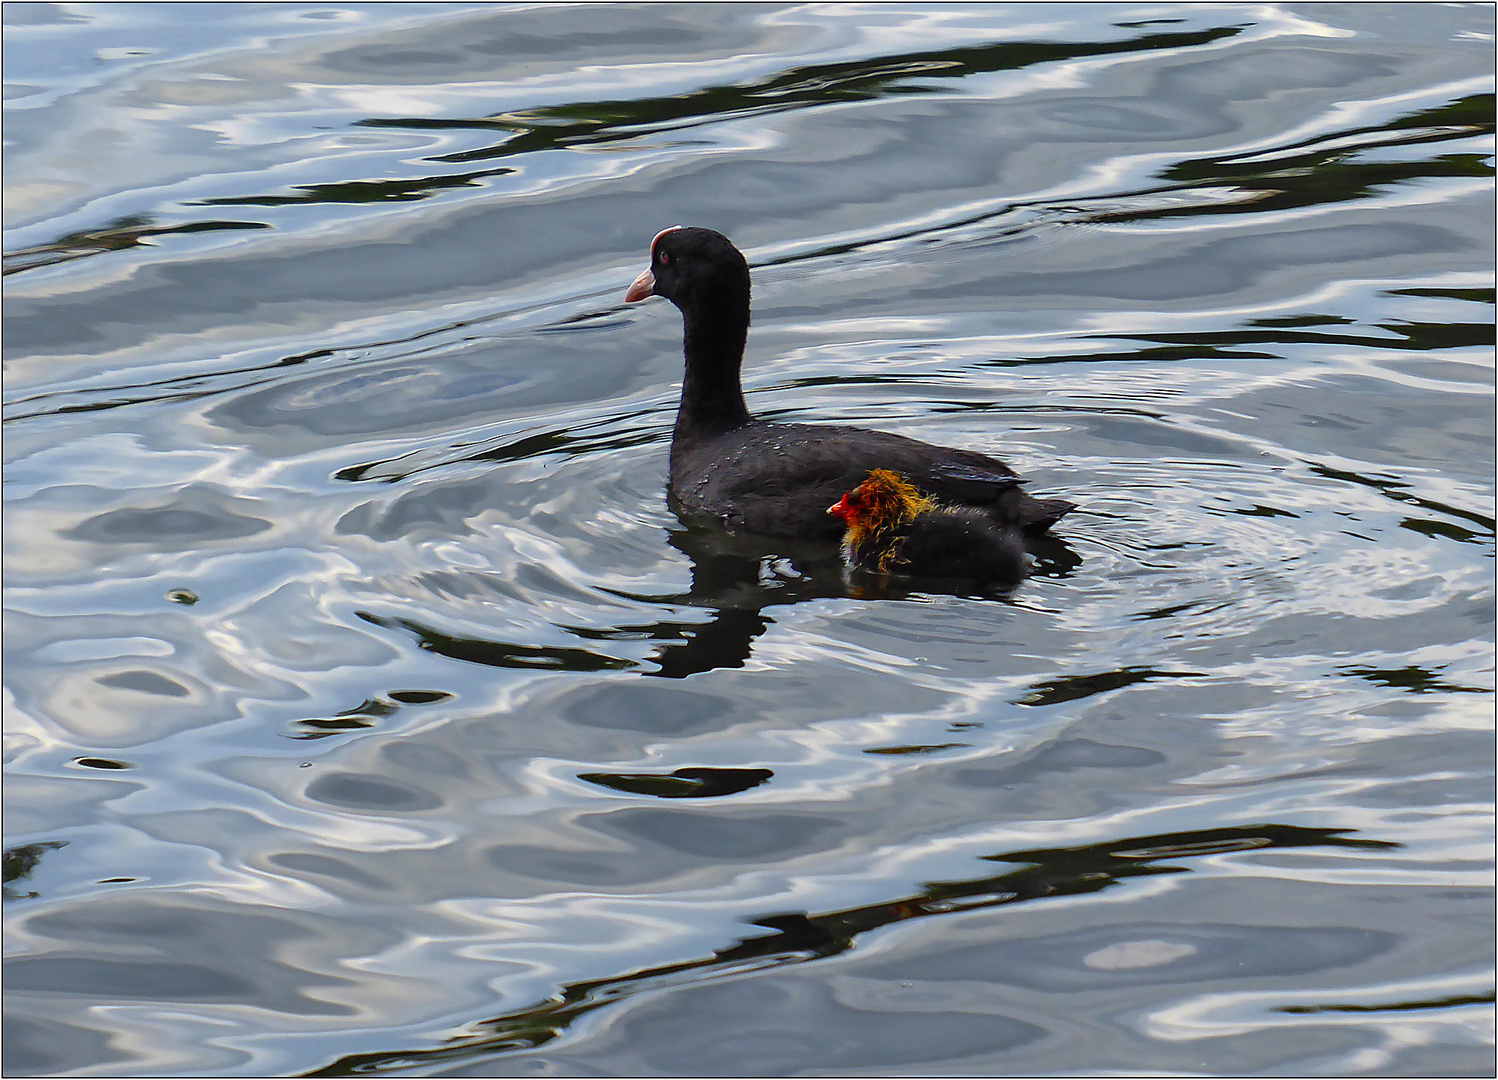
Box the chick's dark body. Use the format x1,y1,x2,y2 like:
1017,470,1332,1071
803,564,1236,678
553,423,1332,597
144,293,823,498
851,505,1028,586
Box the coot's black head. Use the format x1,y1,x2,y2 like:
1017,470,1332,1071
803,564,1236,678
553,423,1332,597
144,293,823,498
625,226,750,318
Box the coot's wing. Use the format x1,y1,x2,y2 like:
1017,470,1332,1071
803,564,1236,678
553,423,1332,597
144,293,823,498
926,461,1025,504
918,451,1072,533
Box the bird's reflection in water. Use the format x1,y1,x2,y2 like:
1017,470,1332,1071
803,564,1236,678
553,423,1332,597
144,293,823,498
610,523,1081,679
611,526,849,679
359,523,1079,680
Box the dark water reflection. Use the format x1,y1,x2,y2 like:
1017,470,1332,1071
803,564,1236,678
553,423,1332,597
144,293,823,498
309,823,1396,1076
4,3,1494,1077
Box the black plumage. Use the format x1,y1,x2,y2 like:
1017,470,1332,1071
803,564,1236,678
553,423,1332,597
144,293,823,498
625,227,1073,540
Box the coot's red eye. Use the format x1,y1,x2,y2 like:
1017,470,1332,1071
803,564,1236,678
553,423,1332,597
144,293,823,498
659,250,670,265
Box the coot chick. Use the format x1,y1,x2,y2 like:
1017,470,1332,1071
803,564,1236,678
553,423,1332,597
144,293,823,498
828,469,1027,586
625,226,1073,541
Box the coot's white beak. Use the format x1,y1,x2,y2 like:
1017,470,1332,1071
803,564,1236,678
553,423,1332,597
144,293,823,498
625,225,683,303
624,268,655,303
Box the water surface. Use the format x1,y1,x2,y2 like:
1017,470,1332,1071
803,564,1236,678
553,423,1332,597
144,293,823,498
3,3,1494,1076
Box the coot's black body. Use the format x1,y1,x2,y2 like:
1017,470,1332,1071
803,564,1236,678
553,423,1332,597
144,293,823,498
625,226,1073,541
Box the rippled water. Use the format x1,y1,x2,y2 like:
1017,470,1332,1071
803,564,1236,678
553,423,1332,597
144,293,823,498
4,3,1495,1076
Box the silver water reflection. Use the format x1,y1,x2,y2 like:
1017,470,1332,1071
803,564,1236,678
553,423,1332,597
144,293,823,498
4,3,1494,1077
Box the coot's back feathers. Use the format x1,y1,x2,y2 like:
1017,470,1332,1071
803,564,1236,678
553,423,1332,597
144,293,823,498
673,420,1065,540
627,226,1074,540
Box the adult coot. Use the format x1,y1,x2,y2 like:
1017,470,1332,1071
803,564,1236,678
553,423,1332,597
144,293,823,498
828,469,1027,586
625,226,1073,540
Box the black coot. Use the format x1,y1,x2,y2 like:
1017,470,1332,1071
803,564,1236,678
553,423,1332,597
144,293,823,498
626,226,1073,540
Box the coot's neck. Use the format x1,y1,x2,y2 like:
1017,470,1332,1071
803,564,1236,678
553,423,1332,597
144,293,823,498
674,301,752,439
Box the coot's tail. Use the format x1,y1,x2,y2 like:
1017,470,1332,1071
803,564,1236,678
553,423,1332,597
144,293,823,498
1005,490,1075,535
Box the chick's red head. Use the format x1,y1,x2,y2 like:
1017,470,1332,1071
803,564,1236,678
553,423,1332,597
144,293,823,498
827,485,866,524
827,470,932,528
